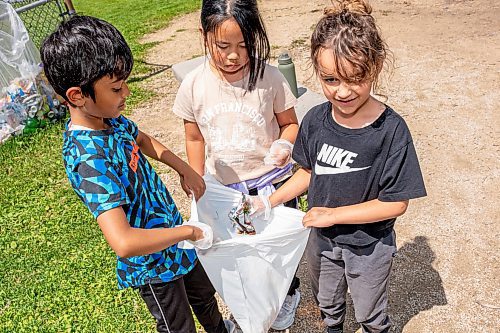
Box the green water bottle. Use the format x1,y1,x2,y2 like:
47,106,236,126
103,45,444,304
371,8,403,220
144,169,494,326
278,52,299,98
23,117,40,135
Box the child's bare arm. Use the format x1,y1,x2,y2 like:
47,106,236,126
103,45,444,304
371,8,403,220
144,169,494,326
183,120,206,176
276,107,299,143
302,200,409,228
136,129,205,199
270,167,311,207
97,206,203,258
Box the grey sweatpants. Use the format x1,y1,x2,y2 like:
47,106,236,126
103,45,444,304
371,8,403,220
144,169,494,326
306,227,396,333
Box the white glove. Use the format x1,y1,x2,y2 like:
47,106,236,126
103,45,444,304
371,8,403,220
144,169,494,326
246,194,272,220
264,139,293,168
181,220,213,250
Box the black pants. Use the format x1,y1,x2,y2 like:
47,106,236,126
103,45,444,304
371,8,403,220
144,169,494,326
138,261,227,333
249,178,301,296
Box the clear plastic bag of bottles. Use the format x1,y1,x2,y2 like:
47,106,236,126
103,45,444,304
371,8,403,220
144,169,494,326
0,2,67,142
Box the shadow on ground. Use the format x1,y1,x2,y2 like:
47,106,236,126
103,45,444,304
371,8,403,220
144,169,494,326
298,236,448,333
387,235,448,332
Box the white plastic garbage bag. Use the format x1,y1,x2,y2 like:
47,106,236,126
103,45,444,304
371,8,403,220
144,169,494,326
193,175,310,333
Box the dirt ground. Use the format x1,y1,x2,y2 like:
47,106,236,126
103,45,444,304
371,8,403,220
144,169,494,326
129,0,500,332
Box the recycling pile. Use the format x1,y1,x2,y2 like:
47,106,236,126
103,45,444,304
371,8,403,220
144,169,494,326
0,75,67,143
0,2,66,144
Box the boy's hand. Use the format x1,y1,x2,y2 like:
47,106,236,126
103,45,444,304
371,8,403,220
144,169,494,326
187,225,205,242
302,207,336,228
264,139,293,168
179,167,206,200
183,221,213,250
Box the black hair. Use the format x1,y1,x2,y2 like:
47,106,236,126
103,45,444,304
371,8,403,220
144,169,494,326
40,15,133,103
201,0,270,91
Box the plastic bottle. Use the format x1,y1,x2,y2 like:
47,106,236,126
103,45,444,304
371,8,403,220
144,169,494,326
277,52,299,98
23,117,39,134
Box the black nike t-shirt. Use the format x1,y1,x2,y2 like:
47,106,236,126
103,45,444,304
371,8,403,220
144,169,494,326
293,102,427,246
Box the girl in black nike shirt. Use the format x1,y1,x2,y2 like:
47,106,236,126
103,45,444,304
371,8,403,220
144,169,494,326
255,1,427,332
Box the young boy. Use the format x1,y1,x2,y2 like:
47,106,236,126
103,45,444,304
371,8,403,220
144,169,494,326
40,15,235,333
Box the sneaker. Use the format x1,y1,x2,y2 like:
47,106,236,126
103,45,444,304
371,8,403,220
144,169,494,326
224,319,240,333
271,290,301,330
326,323,344,333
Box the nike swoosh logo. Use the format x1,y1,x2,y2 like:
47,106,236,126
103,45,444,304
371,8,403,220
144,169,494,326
315,162,371,175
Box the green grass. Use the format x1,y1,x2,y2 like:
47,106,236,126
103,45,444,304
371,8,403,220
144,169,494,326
74,0,199,75
0,1,199,332
73,0,200,106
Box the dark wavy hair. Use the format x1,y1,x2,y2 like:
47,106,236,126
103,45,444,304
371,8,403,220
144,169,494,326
40,15,133,103
311,0,391,94
201,0,270,91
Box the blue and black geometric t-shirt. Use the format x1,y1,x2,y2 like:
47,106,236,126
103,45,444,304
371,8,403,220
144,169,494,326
62,115,197,289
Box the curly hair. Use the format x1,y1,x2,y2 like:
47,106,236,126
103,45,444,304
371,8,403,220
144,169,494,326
311,0,391,93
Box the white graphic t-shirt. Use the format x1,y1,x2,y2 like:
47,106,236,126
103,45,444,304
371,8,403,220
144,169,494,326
173,62,297,185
